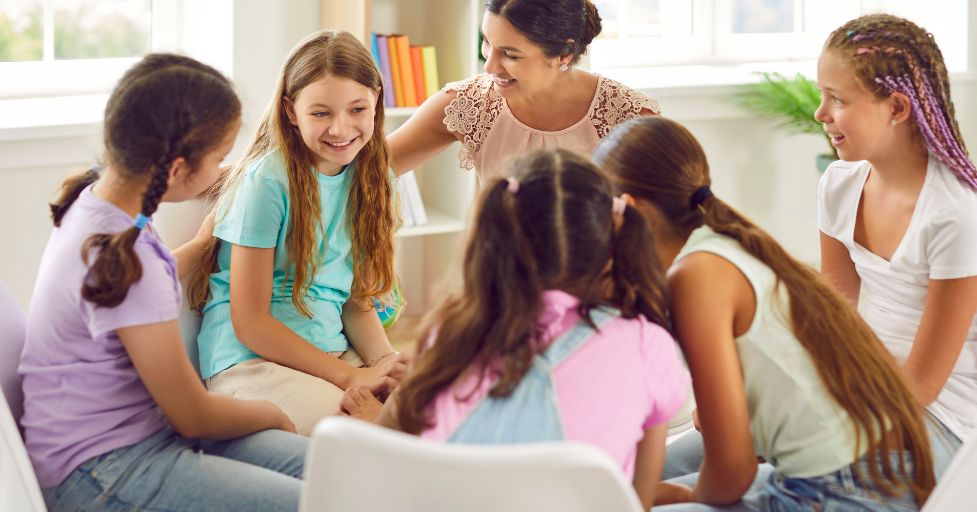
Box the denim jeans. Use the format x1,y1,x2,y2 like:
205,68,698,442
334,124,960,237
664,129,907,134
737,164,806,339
42,427,307,512
658,453,920,512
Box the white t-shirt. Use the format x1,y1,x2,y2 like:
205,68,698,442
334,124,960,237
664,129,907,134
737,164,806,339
818,156,977,441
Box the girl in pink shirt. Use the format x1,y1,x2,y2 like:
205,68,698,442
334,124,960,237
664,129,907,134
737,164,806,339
342,148,690,510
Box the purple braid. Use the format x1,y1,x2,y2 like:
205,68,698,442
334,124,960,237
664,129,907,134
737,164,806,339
876,74,977,189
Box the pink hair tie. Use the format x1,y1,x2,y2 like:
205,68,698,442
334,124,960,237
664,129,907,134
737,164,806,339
506,177,520,194
612,196,627,216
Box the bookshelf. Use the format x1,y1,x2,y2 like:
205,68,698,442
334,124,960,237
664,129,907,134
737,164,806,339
321,0,483,319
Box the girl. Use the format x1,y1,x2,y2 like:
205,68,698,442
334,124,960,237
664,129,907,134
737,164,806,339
817,14,976,478
594,116,934,510
185,30,406,436
388,0,659,182
19,54,306,512
342,149,691,511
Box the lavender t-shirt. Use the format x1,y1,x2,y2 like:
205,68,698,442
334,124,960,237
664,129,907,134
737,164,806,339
18,185,176,487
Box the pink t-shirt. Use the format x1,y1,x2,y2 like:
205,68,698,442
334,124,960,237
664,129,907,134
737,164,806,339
420,290,689,478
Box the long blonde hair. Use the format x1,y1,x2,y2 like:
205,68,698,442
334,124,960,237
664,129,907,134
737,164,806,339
187,30,397,316
594,116,935,505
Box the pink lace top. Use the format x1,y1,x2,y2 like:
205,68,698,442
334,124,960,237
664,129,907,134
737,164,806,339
442,73,660,182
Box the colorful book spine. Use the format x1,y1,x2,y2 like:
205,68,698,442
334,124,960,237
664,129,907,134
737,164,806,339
421,46,440,98
410,46,427,104
392,35,417,107
374,34,396,108
386,35,404,107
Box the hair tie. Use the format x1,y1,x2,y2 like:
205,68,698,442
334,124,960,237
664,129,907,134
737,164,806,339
611,196,627,216
133,213,151,230
506,177,520,194
690,186,713,209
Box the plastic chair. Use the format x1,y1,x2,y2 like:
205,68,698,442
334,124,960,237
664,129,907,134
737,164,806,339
922,433,977,511
300,416,644,512
0,280,46,511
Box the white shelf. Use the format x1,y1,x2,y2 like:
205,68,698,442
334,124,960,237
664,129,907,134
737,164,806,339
396,210,466,238
386,106,419,119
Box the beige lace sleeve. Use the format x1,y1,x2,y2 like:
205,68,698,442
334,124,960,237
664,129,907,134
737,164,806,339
591,77,662,139
442,74,503,170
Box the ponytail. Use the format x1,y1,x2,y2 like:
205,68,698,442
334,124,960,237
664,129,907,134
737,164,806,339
609,206,670,329
50,167,101,227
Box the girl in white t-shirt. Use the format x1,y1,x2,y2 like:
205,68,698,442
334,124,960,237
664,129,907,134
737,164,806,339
817,13,977,478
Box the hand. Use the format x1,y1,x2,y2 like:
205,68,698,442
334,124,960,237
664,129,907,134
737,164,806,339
339,386,384,422
654,482,694,505
193,207,217,245
343,364,400,395
258,399,297,434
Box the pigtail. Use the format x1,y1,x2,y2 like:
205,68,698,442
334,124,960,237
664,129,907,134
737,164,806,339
50,167,101,227
609,205,670,330
397,179,544,434
81,163,170,308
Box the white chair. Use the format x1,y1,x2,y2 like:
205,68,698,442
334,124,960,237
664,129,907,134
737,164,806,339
0,280,46,512
923,433,977,511
300,416,644,512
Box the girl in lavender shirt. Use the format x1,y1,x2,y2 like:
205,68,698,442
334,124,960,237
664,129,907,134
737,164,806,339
19,54,307,512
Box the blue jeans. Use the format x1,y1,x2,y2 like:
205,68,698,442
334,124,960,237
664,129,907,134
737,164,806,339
42,427,307,512
661,413,963,482
658,453,919,511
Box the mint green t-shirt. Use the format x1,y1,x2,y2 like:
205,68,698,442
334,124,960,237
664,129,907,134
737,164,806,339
197,150,355,379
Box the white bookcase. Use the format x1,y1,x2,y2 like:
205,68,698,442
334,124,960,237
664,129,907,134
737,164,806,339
322,0,483,317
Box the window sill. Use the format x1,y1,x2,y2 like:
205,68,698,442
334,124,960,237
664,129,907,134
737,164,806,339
0,94,107,142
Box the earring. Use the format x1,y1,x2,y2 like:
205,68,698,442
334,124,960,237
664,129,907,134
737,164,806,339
890,119,898,126
560,63,569,72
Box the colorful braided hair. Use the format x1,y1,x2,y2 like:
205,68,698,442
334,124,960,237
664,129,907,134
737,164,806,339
826,13,976,189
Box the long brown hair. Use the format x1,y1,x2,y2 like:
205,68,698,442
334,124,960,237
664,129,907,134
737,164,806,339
594,116,934,504
396,149,670,434
826,14,976,189
49,54,240,308
186,30,397,316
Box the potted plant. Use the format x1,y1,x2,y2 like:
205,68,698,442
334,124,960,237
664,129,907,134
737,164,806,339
731,72,838,172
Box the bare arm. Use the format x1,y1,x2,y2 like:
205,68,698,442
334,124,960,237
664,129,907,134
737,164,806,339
117,320,294,438
668,253,758,506
819,231,861,308
903,276,977,405
633,424,668,511
388,90,460,176
341,297,395,364
229,243,390,390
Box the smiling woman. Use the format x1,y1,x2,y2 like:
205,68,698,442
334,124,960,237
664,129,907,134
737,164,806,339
386,0,660,183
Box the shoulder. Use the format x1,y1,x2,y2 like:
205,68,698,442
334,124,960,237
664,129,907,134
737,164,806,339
819,159,867,194
591,75,661,138
443,73,495,96
246,150,289,185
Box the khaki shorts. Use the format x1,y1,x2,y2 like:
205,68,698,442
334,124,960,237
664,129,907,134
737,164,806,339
205,350,364,436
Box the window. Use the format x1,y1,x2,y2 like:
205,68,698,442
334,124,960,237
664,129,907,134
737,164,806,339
590,0,970,71
0,0,184,98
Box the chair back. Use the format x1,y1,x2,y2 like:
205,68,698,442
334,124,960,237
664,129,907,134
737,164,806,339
923,434,977,511
0,280,46,511
300,417,644,512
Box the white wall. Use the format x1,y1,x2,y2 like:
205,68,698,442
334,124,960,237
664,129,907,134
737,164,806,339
1,2,976,311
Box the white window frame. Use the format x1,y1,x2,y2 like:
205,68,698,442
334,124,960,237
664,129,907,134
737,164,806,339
0,0,185,99
590,0,970,71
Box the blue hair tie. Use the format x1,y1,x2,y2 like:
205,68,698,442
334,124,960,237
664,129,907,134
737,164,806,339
847,30,856,37
133,213,151,230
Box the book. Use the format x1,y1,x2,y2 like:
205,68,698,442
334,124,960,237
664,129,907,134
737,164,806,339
421,46,440,99
374,34,396,107
398,171,427,227
392,35,418,107
386,35,404,107
410,46,427,104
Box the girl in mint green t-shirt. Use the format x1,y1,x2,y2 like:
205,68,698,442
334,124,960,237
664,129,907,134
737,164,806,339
187,30,406,436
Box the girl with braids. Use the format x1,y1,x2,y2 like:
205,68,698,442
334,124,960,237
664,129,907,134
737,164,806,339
19,54,307,512
341,149,690,511
185,30,406,436
594,116,934,511
817,14,976,479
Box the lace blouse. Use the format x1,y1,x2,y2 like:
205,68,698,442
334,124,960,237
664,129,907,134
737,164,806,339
442,73,660,182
